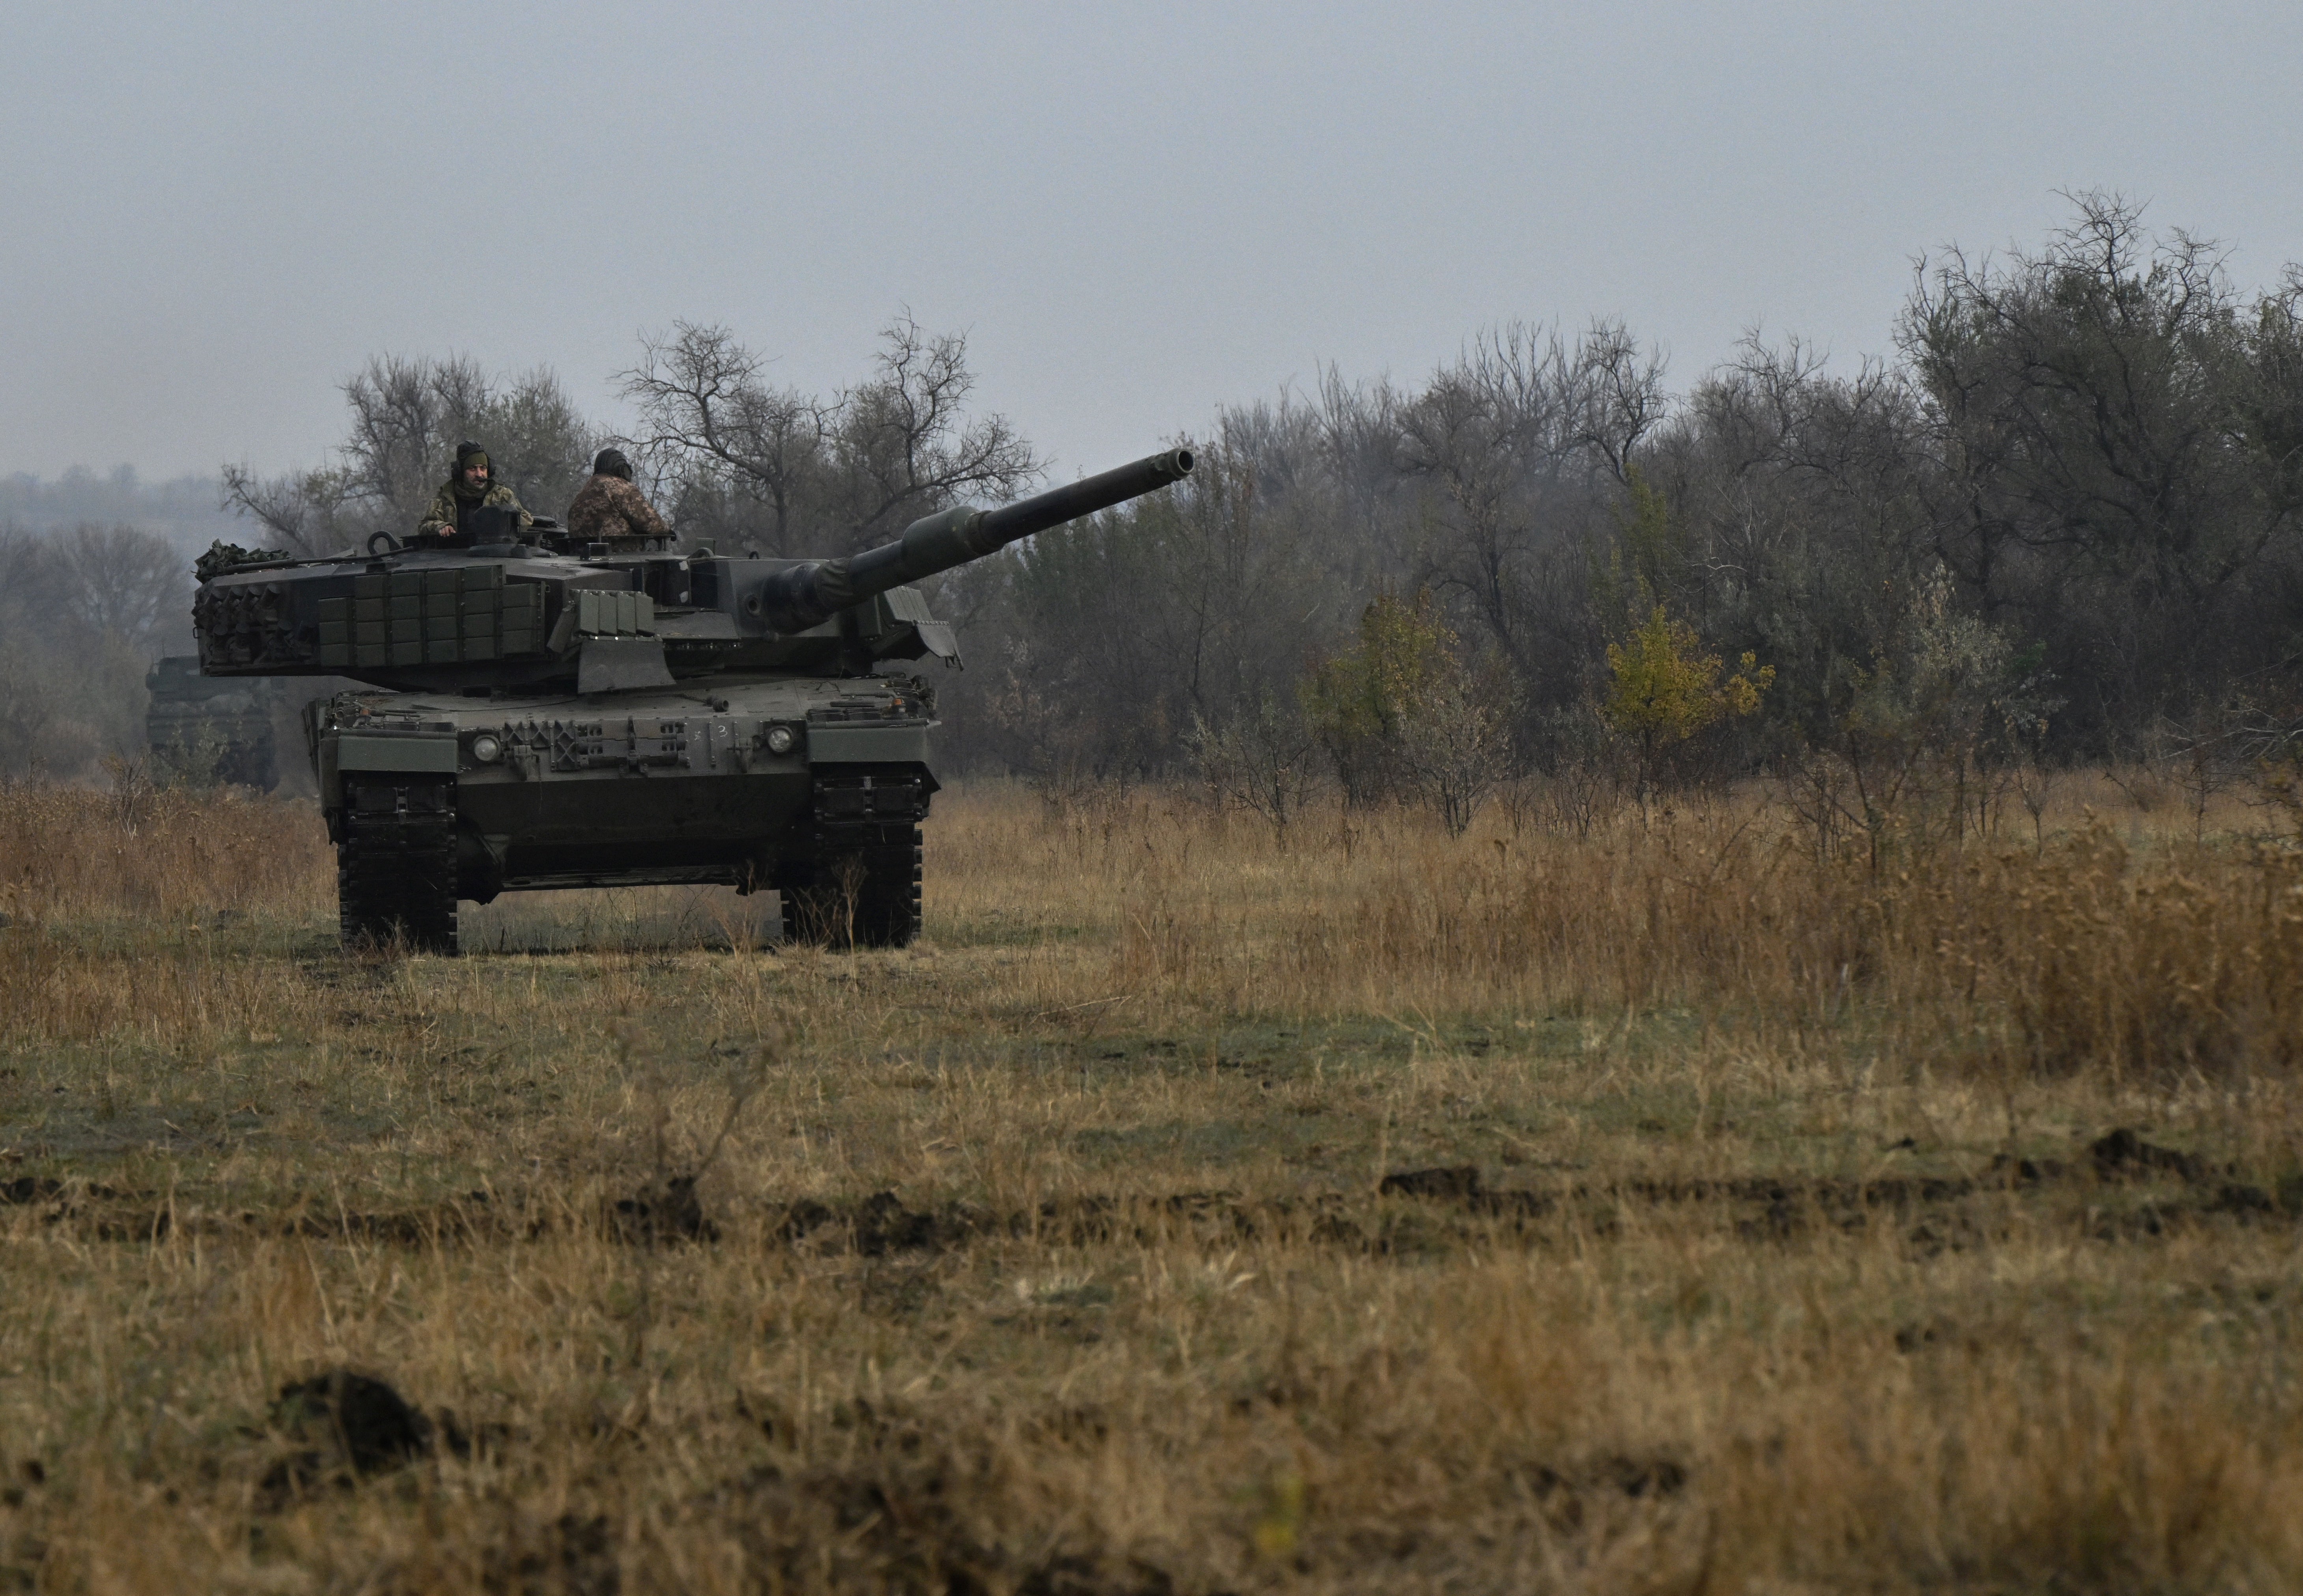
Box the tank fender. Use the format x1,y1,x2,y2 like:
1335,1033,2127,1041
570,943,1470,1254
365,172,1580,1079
806,723,933,764
333,735,458,773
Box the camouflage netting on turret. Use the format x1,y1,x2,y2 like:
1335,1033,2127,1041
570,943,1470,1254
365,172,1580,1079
192,578,307,671
194,541,292,582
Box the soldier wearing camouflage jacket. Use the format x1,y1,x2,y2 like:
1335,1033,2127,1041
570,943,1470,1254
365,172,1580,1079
564,448,671,548
416,442,534,543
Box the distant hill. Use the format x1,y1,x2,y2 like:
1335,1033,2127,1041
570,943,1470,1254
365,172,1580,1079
0,468,246,557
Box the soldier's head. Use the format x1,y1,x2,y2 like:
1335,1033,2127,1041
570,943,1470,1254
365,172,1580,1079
593,447,634,482
455,441,490,487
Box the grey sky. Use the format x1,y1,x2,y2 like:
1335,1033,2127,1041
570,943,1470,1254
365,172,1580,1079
5,1,2301,488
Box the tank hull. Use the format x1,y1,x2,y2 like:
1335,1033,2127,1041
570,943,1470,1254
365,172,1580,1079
311,672,937,950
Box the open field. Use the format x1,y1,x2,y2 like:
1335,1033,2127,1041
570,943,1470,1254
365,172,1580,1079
0,776,2301,1593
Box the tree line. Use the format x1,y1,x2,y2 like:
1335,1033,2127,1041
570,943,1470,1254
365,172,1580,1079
0,522,191,775
11,193,2301,833
966,195,2303,849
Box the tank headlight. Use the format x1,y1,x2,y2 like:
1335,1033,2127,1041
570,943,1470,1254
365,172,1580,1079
765,725,796,755
470,733,504,764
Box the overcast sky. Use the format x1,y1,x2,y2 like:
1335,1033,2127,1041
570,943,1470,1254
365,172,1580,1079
5,1,2301,488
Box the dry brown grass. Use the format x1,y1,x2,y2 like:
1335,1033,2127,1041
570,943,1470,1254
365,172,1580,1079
0,774,2299,1593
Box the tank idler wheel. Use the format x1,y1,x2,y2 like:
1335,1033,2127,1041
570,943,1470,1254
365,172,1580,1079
337,774,459,955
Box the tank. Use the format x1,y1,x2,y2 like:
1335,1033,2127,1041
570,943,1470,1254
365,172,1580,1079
191,447,1194,952
146,657,362,794
146,656,287,789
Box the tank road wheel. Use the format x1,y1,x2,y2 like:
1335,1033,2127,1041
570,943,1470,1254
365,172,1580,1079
782,770,928,949
337,775,459,954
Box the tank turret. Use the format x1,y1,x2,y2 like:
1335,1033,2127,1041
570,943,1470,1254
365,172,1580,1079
193,448,1194,694
194,447,1194,953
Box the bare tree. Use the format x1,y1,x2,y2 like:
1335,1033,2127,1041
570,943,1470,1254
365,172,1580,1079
0,521,186,776
1897,190,2303,741
219,460,356,555
224,357,595,552
1565,318,1671,486
618,323,830,552
621,314,1043,556
0,525,71,621
54,523,190,654
340,353,487,525
833,315,1044,541
1396,322,1656,687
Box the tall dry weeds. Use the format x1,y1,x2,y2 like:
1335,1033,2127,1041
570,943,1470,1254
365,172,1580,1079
0,776,2297,1592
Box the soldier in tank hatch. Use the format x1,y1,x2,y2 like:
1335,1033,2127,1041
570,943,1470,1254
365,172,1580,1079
417,441,534,544
564,447,672,550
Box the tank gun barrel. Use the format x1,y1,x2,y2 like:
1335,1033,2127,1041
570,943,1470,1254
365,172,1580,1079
761,447,1193,632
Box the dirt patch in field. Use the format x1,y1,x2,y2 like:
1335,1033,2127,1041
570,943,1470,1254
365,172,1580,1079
763,1143,2301,1260
11,1126,2295,1258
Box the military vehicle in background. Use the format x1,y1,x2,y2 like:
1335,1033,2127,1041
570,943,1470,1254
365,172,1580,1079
192,447,1194,953
144,658,330,792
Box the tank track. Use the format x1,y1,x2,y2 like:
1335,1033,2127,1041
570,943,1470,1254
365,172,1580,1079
781,768,927,948
337,774,459,954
